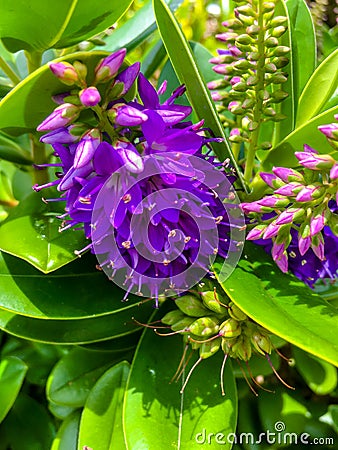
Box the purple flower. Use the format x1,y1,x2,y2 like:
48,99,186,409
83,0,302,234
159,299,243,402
330,163,338,180
74,129,101,168
318,123,338,139
79,87,101,107
113,62,140,96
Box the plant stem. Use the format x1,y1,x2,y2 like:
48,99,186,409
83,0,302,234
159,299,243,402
244,0,265,185
0,56,21,85
25,50,49,184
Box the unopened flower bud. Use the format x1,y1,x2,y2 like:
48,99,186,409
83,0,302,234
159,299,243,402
199,337,222,359
318,123,338,140
265,36,279,47
263,221,281,239
175,295,211,317
79,86,101,107
37,103,80,131
48,62,79,85
251,329,272,354
228,302,247,321
201,290,227,315
311,232,325,260
295,152,335,170
258,195,289,208
74,128,101,168
275,182,303,196
94,48,126,83
275,207,305,225
296,184,325,202
330,163,338,179
189,317,220,337
161,309,185,325
231,336,252,360
260,172,285,188
171,316,196,332
219,318,241,338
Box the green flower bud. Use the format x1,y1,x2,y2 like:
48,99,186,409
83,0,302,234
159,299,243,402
260,141,272,150
236,5,257,16
262,2,275,12
225,18,244,30
251,329,272,355
246,75,258,86
228,302,248,321
266,71,288,84
264,63,277,73
238,13,255,26
231,335,252,360
273,46,290,56
189,317,220,337
271,57,289,69
271,26,287,38
175,295,211,317
271,113,287,122
236,34,253,45
246,24,260,35
248,52,260,61
265,36,279,47
232,82,247,92
161,309,185,325
201,290,227,315
270,90,289,102
219,318,241,338
242,98,255,109
73,61,87,83
199,337,222,359
233,59,254,70
171,316,196,332
269,16,288,27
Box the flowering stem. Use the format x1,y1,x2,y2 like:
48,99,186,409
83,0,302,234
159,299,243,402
25,50,49,184
244,0,265,185
92,105,117,140
0,56,21,85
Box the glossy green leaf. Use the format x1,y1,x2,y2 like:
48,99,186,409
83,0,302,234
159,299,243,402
296,49,338,126
0,133,32,165
0,0,133,53
0,251,154,320
153,0,246,192
0,307,150,344
0,51,109,136
293,347,337,395
0,356,27,423
48,402,78,421
78,362,130,450
0,191,87,273
47,347,126,408
0,393,55,450
214,244,338,367
51,411,81,450
262,105,338,169
124,307,238,450
286,0,316,103
99,0,183,53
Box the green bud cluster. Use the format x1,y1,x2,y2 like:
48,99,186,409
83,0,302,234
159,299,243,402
209,0,290,151
161,285,273,361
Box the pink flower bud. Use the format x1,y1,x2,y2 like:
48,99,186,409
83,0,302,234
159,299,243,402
318,123,338,140
79,87,101,107
263,222,280,239
298,235,311,255
296,184,324,202
48,62,78,85
258,195,289,207
260,172,284,189
246,224,266,240
272,166,304,183
295,152,335,170
37,103,80,131
274,182,303,196
240,202,270,214
74,129,101,168
330,163,338,179
275,207,304,225
114,105,148,126
310,211,326,236
94,48,127,83
275,251,288,273
311,233,325,260
272,241,285,260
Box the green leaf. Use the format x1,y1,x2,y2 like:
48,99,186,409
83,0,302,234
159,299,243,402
47,347,127,408
0,393,55,450
0,191,87,273
0,51,110,136
78,362,130,450
286,0,316,104
99,0,183,53
48,402,78,421
0,0,133,53
0,133,32,165
262,105,338,169
296,49,338,126
214,244,338,367
0,356,27,423
0,252,153,328
153,0,246,192
292,347,337,395
51,411,81,450
124,307,238,450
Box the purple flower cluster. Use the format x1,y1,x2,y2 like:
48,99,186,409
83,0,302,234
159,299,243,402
241,135,338,287
34,49,242,300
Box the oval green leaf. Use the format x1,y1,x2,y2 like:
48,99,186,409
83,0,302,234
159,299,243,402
78,362,130,450
153,0,246,192
214,244,338,367
0,356,28,423
51,411,81,450
292,347,337,395
47,348,128,408
296,48,338,126
124,307,238,450
0,191,87,273
0,0,133,53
